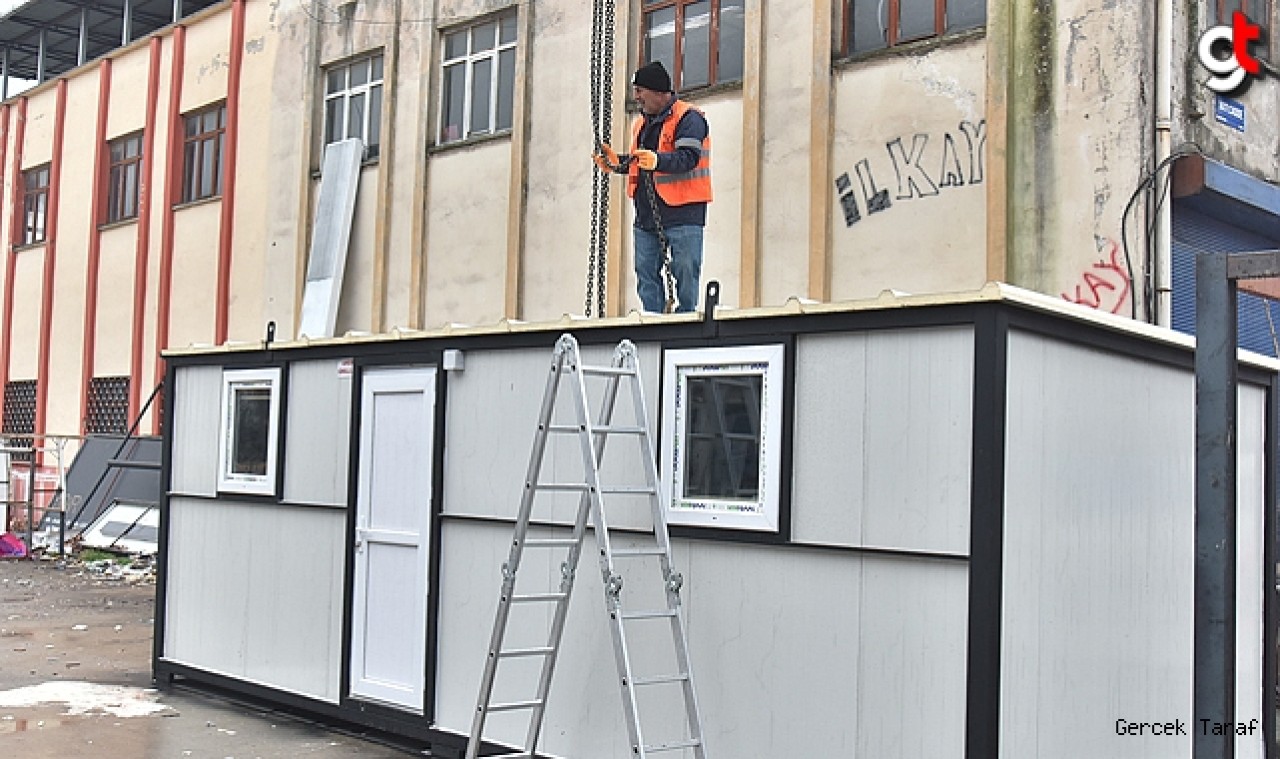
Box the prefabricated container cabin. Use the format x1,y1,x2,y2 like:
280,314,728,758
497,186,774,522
154,284,1278,758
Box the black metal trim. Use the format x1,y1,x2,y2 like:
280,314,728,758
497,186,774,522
424,365,449,724
965,304,1008,759
658,334,796,545
153,660,439,749
1265,374,1278,759
152,364,177,679
339,356,444,722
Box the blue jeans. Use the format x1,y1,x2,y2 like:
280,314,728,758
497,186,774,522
633,225,704,313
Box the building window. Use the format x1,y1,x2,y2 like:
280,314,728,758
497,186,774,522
2,380,36,462
661,344,784,532
642,0,745,91
21,165,50,245
217,368,281,496
324,53,384,160
85,376,130,435
107,133,143,223
1214,0,1271,23
182,103,225,203
842,0,984,55
440,11,517,144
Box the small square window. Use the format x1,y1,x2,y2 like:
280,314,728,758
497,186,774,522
661,344,784,531
217,368,281,495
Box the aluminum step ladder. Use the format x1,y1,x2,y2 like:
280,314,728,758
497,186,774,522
466,334,708,759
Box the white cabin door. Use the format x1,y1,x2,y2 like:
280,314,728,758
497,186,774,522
350,366,436,711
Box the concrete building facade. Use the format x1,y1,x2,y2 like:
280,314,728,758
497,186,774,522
0,0,1276,444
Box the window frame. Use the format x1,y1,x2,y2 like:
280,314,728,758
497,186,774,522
438,10,518,145
217,367,282,496
661,344,785,532
641,0,745,92
322,52,385,161
840,0,984,56
106,132,144,224
181,102,226,204
21,165,50,246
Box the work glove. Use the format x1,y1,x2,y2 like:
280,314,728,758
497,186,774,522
633,149,658,171
592,143,625,174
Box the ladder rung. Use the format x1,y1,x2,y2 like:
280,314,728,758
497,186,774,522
612,547,667,557
510,592,568,603
498,647,556,659
547,424,645,435
580,365,637,376
522,538,579,549
621,609,677,620
643,739,703,752
532,482,590,491
631,672,689,686
601,486,657,495
486,699,544,713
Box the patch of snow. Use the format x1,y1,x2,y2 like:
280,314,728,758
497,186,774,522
0,681,172,718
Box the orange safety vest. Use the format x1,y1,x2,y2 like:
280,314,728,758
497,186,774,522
627,100,712,205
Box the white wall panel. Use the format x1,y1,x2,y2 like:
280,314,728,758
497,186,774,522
1235,385,1267,759
284,359,353,506
163,497,346,703
170,366,222,497
434,520,967,756
442,343,661,530
792,328,973,554
1001,331,1197,759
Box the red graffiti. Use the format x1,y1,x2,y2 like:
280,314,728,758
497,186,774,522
1061,241,1131,315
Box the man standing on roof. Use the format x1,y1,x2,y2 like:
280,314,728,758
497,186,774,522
593,61,712,314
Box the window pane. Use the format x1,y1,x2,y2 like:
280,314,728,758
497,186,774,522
351,60,368,87
326,67,344,94
231,387,271,476
496,48,515,131
215,134,224,194
325,96,343,144
717,0,745,83
185,115,198,138
644,8,677,78
850,0,888,53
473,21,497,51
470,57,493,135
368,84,382,158
110,140,125,162
683,375,762,500
201,138,216,198
202,109,218,132
499,13,517,44
682,1,712,89
947,0,985,32
444,29,467,59
127,135,142,158
349,91,366,141
183,142,197,199
442,63,466,141
371,54,384,81
123,164,137,218
899,0,936,40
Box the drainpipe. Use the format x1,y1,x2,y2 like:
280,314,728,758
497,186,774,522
1153,0,1173,325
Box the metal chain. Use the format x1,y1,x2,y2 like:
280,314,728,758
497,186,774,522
586,0,616,317
642,172,678,313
